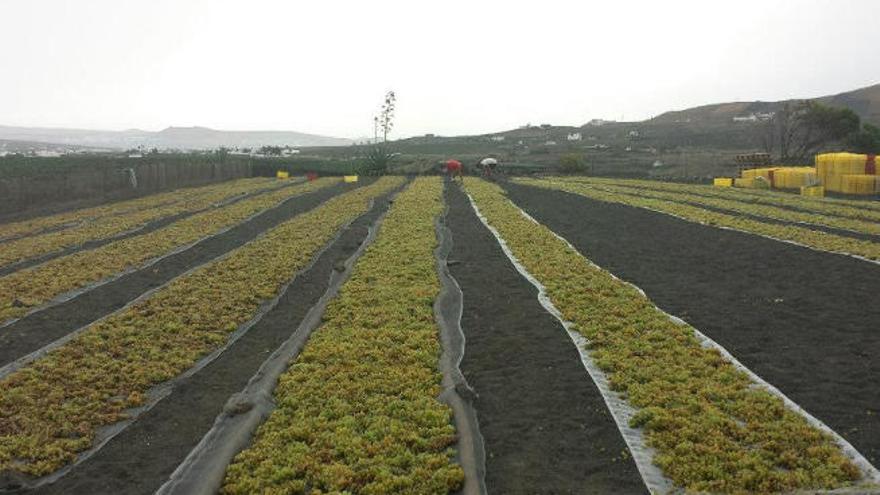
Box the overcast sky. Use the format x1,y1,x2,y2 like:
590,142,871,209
2,0,878,139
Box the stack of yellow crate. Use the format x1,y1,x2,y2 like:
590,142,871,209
840,175,879,195
772,167,818,189
741,167,778,181
740,166,817,189
800,185,825,197
815,153,876,193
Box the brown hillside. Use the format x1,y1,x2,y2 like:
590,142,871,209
652,83,880,126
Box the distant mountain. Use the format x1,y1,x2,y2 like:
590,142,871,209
0,125,353,150
651,83,880,126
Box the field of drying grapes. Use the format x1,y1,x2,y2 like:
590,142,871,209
0,175,878,494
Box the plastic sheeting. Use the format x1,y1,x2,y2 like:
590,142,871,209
157,186,408,495
467,191,880,492
433,209,488,495
466,193,666,494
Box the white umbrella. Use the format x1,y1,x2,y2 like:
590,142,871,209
480,158,498,166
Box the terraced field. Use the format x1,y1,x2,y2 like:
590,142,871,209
0,175,877,494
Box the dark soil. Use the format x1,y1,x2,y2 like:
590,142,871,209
605,186,880,243
20,185,398,495
610,182,880,226
0,182,304,277
0,181,361,369
504,181,880,466
445,183,647,494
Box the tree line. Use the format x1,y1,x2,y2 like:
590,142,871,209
760,100,880,163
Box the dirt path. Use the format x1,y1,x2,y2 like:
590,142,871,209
504,181,880,466
445,183,647,494
20,186,399,495
0,181,359,370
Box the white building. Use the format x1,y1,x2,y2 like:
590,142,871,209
567,132,582,141
587,119,615,127
733,112,775,123
490,135,505,142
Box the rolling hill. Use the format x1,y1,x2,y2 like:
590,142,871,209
0,125,353,150
651,83,880,126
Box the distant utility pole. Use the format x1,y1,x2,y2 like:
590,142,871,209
373,116,379,143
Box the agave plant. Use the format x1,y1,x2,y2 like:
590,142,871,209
358,142,397,176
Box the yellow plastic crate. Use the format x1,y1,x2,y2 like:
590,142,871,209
713,178,733,187
772,167,817,189
800,185,825,197
840,174,878,195
815,153,874,192
734,178,755,188
276,170,290,179
741,167,779,181
343,175,359,183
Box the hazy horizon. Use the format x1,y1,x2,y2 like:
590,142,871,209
2,0,879,139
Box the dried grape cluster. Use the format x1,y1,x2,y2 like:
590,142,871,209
0,178,337,322
0,177,276,242
222,177,464,495
0,177,403,476
0,177,288,268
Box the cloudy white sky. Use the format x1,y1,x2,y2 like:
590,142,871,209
1,0,878,139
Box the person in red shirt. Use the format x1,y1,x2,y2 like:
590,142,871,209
445,159,463,182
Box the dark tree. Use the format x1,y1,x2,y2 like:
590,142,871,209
848,123,880,154
258,145,283,156
760,101,861,163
